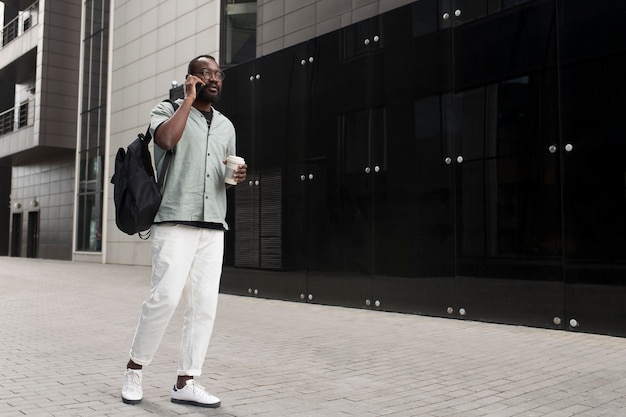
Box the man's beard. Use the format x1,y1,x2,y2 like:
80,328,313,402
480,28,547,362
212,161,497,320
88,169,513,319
198,85,221,104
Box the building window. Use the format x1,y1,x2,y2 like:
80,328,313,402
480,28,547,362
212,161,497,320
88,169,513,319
221,0,256,65
0,109,14,135
18,101,28,128
76,0,109,252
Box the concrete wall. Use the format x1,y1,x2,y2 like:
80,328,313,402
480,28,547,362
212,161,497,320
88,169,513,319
106,0,222,266
39,0,81,150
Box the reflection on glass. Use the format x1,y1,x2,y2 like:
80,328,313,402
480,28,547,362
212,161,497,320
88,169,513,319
77,0,108,252
76,194,101,252
222,0,257,65
456,74,561,261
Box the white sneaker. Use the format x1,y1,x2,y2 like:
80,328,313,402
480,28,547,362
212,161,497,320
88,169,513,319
171,379,221,408
121,368,143,404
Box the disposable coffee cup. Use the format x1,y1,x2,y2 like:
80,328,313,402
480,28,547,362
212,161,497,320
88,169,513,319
225,155,245,185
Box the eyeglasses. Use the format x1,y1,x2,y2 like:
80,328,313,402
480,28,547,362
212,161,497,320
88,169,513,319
194,68,226,81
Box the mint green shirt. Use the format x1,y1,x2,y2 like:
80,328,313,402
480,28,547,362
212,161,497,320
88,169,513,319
150,99,236,230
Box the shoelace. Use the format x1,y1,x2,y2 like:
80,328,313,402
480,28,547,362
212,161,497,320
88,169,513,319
188,381,211,399
125,371,141,393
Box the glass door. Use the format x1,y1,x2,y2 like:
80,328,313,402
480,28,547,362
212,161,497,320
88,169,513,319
11,212,22,257
222,44,315,301
27,211,39,258
558,0,626,336
402,0,458,317
445,0,565,327
232,50,308,300
229,59,257,271
283,40,316,302
222,59,256,293
305,27,372,308
367,4,450,314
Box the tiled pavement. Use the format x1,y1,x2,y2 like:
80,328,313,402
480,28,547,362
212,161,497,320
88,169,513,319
1,257,626,417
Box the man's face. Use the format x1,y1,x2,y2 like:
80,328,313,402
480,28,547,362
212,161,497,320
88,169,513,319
192,58,223,103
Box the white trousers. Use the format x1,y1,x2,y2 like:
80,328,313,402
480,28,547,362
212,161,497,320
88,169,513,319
129,224,224,376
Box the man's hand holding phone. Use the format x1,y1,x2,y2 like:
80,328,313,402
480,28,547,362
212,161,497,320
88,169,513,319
184,73,204,100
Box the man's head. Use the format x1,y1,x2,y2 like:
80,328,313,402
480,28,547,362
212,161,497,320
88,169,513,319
188,55,224,104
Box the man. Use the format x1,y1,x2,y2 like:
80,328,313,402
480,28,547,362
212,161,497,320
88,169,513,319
121,55,247,408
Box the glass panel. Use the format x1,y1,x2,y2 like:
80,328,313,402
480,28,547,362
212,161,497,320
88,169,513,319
90,33,102,108
11,213,22,257
282,43,311,273
454,88,485,161
82,49,90,110
445,0,532,26
342,18,380,59
76,193,101,251
18,101,28,128
307,31,342,276
561,58,626,262
88,108,99,150
84,0,94,38
92,0,103,33
412,0,439,36
80,117,88,151
500,0,529,9
222,0,257,65
340,110,369,175
101,30,109,93
453,0,487,25
0,109,15,134
456,76,561,263
370,107,386,172
558,0,626,336
77,0,108,252
414,97,455,276
450,1,562,326
335,109,372,275
453,0,557,92
87,153,101,182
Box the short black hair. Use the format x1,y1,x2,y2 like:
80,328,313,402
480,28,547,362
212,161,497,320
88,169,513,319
188,55,217,74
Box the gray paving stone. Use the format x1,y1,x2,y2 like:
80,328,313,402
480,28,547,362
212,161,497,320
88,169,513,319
2,257,626,416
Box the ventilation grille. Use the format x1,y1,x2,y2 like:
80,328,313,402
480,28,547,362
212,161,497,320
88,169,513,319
234,166,282,270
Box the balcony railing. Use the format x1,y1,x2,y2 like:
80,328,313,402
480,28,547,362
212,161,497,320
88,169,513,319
0,98,35,136
1,1,39,47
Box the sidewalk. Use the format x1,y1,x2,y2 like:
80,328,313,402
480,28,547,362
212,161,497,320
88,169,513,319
1,257,626,417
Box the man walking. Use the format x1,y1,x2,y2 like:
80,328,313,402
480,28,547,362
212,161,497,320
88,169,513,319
121,55,247,408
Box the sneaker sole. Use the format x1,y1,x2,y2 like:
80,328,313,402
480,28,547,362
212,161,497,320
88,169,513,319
122,396,142,405
171,398,221,408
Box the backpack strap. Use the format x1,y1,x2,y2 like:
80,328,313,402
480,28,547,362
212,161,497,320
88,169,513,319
155,99,180,192
164,98,179,111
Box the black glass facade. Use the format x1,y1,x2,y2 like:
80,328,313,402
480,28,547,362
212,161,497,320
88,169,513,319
218,0,626,336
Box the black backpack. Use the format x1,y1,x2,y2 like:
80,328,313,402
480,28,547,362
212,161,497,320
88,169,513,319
110,99,178,239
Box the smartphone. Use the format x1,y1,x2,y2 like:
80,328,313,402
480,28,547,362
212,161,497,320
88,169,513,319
195,83,203,95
